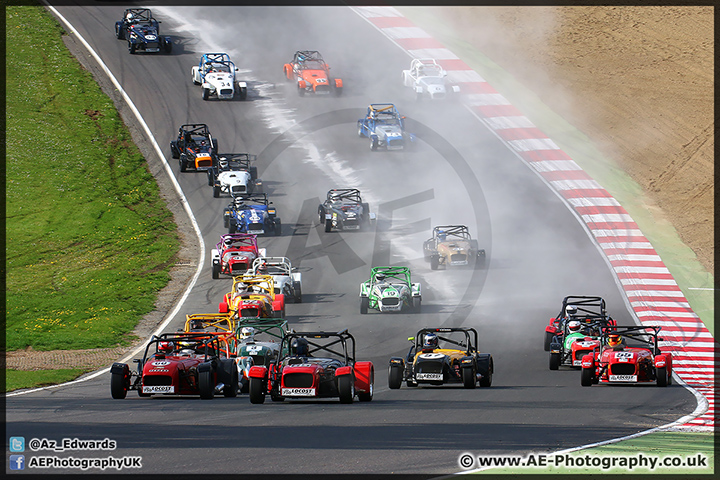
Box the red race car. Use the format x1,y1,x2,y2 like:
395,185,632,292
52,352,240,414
110,332,238,399
248,329,373,404
211,233,265,278
581,325,672,387
283,50,342,96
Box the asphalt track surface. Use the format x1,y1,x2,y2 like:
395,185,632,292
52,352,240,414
6,4,696,476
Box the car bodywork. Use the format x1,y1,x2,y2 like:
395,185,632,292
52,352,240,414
359,266,421,314
248,329,374,404
249,257,302,303
219,274,286,320
211,233,265,279
110,332,237,400
191,53,247,101
402,58,459,100
115,8,172,54
357,104,415,151
388,327,493,389
581,326,672,387
283,50,342,96
223,193,281,236
422,225,486,270
170,124,218,172
317,188,376,232
206,154,262,197
544,296,617,352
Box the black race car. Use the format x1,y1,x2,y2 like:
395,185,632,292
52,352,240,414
206,154,262,197
170,124,218,172
318,188,376,232
388,327,493,389
115,8,172,54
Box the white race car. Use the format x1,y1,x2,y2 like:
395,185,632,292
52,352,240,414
249,257,302,303
191,53,247,101
402,58,459,100
208,154,262,198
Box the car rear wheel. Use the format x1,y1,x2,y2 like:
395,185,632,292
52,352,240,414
110,372,127,399
293,282,302,303
388,365,402,389
249,377,266,404
413,297,422,313
238,86,247,100
543,330,554,351
462,366,476,389
581,367,593,386
228,220,237,234
212,263,220,280
357,124,364,138
298,85,305,96
656,366,668,387
128,42,136,54
223,369,238,397
357,369,373,402
199,370,214,399
115,24,125,40
273,218,282,236
202,88,210,101
549,352,560,370
360,297,369,314
213,186,220,198
370,137,378,151
430,255,439,270
163,39,172,54
338,375,354,404
325,218,333,233
179,156,187,172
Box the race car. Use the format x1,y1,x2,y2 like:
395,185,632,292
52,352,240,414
543,296,617,352
191,53,248,101
219,274,286,320
170,124,218,172
580,325,672,387
422,225,486,270
207,154,262,197
283,50,342,96
548,319,606,370
359,266,422,314
223,193,281,236
388,327,493,389
110,332,238,400
402,58,460,100
115,8,172,54
247,329,374,404
318,188,376,232
234,317,290,393
211,233,265,279
249,256,302,303
357,104,415,151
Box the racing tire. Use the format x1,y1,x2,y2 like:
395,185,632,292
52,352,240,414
656,366,668,387
478,357,493,387
223,211,230,229
318,206,325,224
207,171,214,186
213,186,220,198
413,297,422,313
170,142,179,159
202,88,210,101
581,367,593,387
273,218,282,236
293,282,302,303
212,263,220,280
388,365,402,390
298,85,305,97
543,330,554,352
193,76,201,86
249,377,266,404
360,296,369,315
334,86,343,97
223,369,239,397
338,375,354,404
179,156,187,173
462,367,476,389
110,372,128,399
164,39,172,54
115,24,125,40
325,218,333,233
238,87,247,101
549,352,560,371
228,220,237,234
357,370,373,402
430,255,439,271
370,137,378,151
357,123,364,138
128,42,136,54
199,369,215,399
212,139,219,152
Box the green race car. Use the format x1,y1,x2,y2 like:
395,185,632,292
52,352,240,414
359,266,422,314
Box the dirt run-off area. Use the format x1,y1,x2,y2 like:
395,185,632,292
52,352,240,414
7,5,713,373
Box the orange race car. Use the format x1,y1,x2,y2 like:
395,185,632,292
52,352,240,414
283,50,342,96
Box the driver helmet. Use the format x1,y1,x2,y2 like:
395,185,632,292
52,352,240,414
565,305,578,317
126,12,134,22
375,273,386,282
568,320,582,332
437,229,447,241
291,337,309,356
224,237,234,246
423,333,439,350
158,341,174,353
239,327,255,342
234,196,245,206
608,334,623,347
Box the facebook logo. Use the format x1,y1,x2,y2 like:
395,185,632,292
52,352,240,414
9,455,25,470
9,437,25,452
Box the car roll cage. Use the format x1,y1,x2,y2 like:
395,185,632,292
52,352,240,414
216,233,259,251
326,188,363,204
236,317,290,343
250,257,293,276
554,296,613,324
230,192,271,206
123,8,155,24
141,332,228,363
276,329,356,366
597,325,663,354
230,274,276,297
430,225,472,241
184,313,236,334
178,123,213,143
370,266,412,285
216,153,257,171
411,327,479,357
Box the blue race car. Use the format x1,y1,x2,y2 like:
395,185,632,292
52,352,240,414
223,193,281,236
115,8,172,54
357,104,415,151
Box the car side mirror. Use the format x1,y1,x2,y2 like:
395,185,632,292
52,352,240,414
407,337,415,342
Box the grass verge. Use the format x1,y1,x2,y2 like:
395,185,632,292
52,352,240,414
5,369,90,393
6,5,179,351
